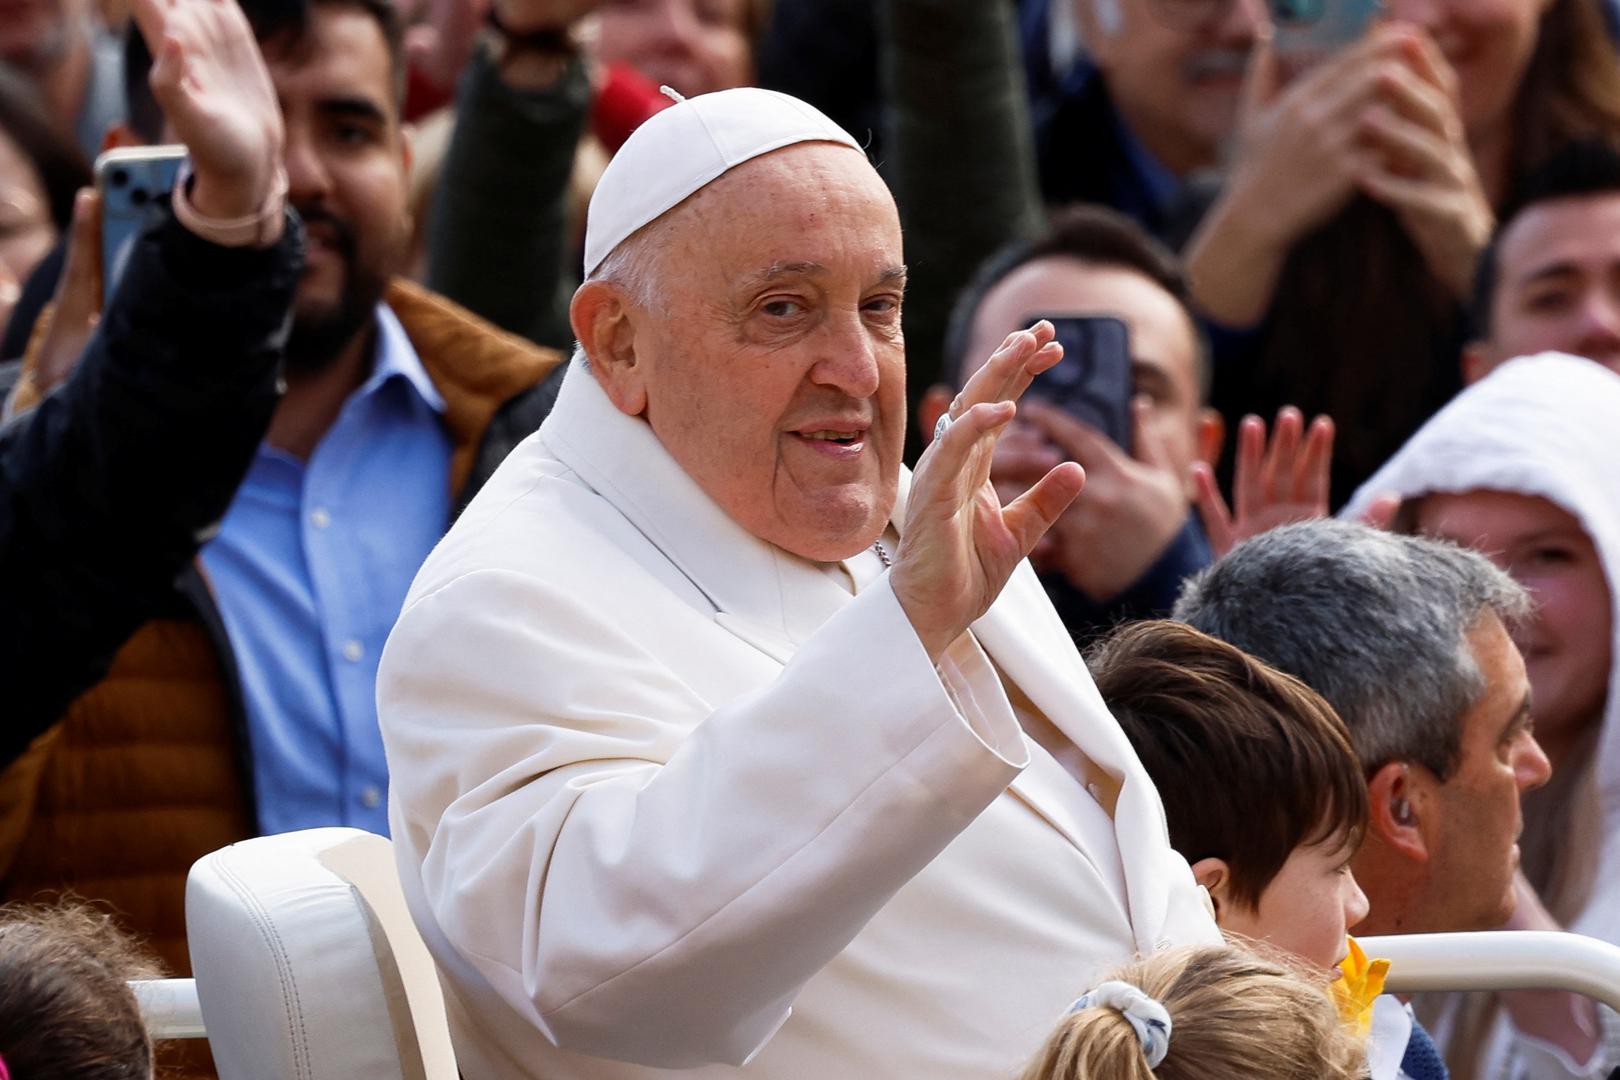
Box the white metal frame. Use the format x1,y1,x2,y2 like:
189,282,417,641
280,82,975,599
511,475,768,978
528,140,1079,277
134,931,1620,1043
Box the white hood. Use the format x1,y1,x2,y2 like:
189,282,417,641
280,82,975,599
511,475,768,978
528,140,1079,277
1344,352,1620,941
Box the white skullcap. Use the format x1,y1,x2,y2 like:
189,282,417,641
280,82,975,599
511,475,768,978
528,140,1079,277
582,86,865,276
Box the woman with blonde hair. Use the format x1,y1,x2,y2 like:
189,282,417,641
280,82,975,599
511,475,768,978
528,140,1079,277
1017,944,1367,1080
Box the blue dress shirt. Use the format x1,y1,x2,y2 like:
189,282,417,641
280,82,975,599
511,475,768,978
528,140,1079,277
201,304,451,836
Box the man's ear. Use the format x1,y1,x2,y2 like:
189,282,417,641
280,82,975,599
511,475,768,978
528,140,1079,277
1367,761,1430,864
919,383,952,438
1195,407,1224,468
571,279,646,416
1188,856,1232,922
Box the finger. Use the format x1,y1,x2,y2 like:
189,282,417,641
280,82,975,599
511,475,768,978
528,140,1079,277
1191,462,1236,558
53,188,104,318
1022,399,1129,470
127,0,171,57
1294,414,1334,510
1231,413,1266,521
1358,492,1402,531
1240,25,1279,122
1372,60,1456,142
1360,105,1454,180
1002,462,1087,559
916,399,1018,506
956,327,1060,419
1260,406,1303,505
990,322,1063,407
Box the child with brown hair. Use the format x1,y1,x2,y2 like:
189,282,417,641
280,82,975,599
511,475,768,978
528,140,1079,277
1016,944,1367,1080
0,901,161,1079
1088,619,1371,975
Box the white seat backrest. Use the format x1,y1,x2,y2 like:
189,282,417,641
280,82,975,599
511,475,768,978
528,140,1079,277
185,827,458,1080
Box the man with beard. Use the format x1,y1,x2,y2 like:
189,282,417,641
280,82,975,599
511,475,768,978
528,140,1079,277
0,0,562,998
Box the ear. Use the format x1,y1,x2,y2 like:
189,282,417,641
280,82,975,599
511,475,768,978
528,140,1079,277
919,383,952,438
1188,856,1233,922
1195,407,1225,468
1461,341,1490,386
571,279,646,416
1366,761,1430,864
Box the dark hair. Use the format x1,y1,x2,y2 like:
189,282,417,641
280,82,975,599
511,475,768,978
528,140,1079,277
941,203,1208,393
1470,138,1620,340
0,63,91,230
1088,620,1367,909
0,902,162,1080
124,0,408,124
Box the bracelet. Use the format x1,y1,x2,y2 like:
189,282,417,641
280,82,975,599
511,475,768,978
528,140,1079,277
171,163,288,249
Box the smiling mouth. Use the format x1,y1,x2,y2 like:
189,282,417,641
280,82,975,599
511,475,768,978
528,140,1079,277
801,430,862,445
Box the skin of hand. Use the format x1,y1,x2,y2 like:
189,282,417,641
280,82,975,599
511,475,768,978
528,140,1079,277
1497,871,1602,1066
26,188,104,403
892,321,1086,663
130,0,286,223
1185,23,1489,324
1020,397,1188,603
1191,406,1334,559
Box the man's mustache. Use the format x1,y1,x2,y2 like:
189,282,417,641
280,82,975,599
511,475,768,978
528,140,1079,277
293,205,358,262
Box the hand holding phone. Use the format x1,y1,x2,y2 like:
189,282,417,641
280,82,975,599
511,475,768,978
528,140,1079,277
1022,315,1134,454
1271,0,1382,67
95,145,187,296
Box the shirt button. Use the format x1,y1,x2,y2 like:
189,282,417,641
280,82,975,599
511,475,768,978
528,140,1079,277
341,639,363,662
310,507,332,529
360,786,382,810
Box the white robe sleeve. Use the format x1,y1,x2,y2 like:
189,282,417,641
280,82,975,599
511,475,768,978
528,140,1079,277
378,567,1028,1068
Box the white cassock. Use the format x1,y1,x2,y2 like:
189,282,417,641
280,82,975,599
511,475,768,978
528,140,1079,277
378,360,1219,1079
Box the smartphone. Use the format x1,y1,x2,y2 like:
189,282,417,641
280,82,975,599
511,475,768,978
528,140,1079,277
1024,314,1134,454
1272,0,1382,64
95,145,188,298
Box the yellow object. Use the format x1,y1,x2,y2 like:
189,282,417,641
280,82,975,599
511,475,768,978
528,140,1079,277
1331,936,1391,1036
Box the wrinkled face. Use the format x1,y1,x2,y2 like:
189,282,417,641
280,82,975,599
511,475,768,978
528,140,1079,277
265,5,411,371
1422,613,1550,929
1385,0,1552,140
1417,491,1612,763
0,128,54,325
618,143,907,562
1473,194,1620,378
594,0,754,98
966,257,1205,484
1075,0,1268,174
1219,833,1369,974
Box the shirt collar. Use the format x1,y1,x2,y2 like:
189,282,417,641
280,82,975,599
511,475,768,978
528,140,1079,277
365,301,447,416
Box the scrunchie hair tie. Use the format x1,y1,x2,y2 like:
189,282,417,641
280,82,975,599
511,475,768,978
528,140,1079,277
1070,979,1173,1069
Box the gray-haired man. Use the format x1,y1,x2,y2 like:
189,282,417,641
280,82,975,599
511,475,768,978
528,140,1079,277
1175,519,1560,1079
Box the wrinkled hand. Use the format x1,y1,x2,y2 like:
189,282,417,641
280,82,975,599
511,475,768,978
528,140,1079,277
1193,406,1333,558
130,0,284,220
29,189,104,402
894,322,1086,662
1354,29,1493,297
1022,398,1187,602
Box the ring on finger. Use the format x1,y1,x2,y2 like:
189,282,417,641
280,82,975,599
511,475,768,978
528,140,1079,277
933,411,953,442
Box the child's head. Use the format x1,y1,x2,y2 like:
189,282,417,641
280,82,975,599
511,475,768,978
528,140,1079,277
1016,944,1367,1080
0,902,160,1080
1089,620,1370,972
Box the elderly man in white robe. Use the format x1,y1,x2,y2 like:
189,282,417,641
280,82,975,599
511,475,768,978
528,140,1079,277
377,87,1219,1080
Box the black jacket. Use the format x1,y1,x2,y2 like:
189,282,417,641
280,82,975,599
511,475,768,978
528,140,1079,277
0,210,300,759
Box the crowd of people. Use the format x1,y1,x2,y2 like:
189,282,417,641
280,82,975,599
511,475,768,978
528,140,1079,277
1,0,1619,1077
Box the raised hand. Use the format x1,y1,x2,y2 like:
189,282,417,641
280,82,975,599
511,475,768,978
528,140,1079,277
1193,406,1333,558
1020,397,1187,603
129,0,284,221
893,322,1085,661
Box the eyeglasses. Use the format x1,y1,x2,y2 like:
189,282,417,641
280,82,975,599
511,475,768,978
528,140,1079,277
1144,0,1316,33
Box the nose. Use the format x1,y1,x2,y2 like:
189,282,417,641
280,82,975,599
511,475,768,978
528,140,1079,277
1573,293,1620,360
282,124,333,207
809,312,882,399
1343,869,1371,931
647,0,700,55
1514,731,1553,792
1215,0,1268,44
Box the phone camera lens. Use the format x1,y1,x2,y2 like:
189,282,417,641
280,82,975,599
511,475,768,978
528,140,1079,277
130,188,149,207
109,168,130,188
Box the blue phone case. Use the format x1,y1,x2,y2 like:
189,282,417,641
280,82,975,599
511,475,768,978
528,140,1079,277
95,147,187,298
1272,0,1383,60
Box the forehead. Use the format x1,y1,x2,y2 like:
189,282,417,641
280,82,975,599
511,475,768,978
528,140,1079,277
969,257,1198,376
1498,193,1620,284
1419,490,1588,550
659,143,901,284
262,6,398,120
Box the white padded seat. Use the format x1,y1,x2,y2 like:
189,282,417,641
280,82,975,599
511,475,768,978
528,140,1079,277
186,827,458,1080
